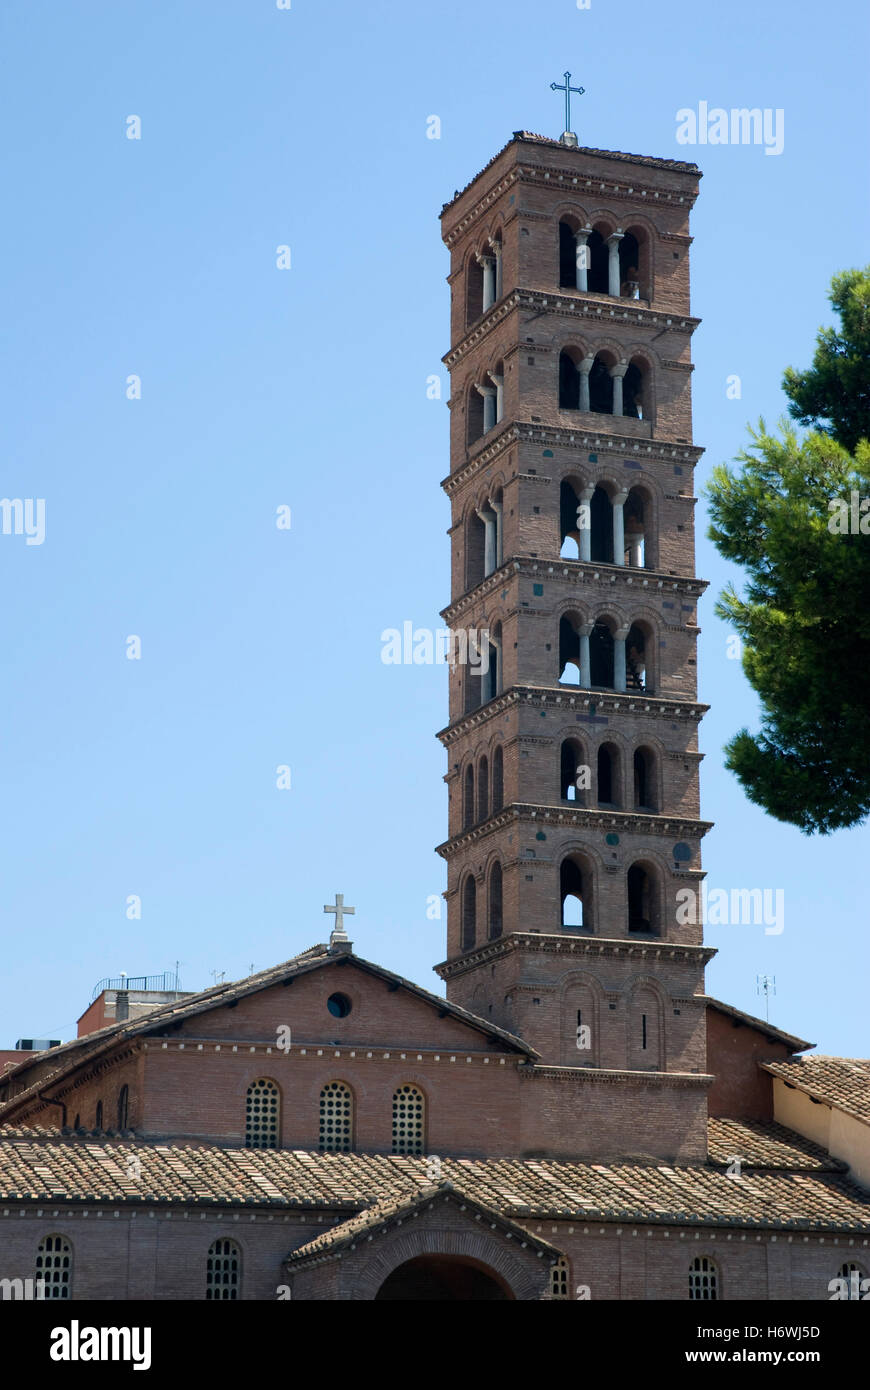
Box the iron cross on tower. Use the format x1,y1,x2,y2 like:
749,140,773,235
324,892,355,944
550,70,585,143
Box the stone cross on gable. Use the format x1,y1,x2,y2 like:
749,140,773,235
324,893,355,945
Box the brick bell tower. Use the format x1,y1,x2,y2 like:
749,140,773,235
435,130,717,1093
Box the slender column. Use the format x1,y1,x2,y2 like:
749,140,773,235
578,623,593,689
487,369,504,423
610,362,628,417
479,255,497,311
628,534,644,568
490,239,503,300
578,486,594,562
488,497,503,567
606,231,624,296
575,226,592,291
578,355,595,412
612,490,629,567
477,507,497,576
476,383,497,432
614,626,629,693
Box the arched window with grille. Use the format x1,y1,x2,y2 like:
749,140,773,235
117,1084,129,1131
206,1238,241,1300
245,1078,280,1149
319,1081,353,1152
36,1235,72,1300
392,1084,425,1155
550,1256,570,1300
688,1256,718,1300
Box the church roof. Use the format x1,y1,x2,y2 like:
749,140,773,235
0,1123,866,1233
702,996,814,1053
441,131,701,217
762,1057,870,1125
0,946,537,1120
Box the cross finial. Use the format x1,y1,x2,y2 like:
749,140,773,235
550,70,585,145
324,892,355,946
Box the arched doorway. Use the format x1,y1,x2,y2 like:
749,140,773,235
374,1254,514,1301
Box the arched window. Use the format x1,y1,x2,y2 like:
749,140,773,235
628,863,659,934
560,738,587,803
117,1085,129,1131
560,477,583,558
626,623,648,692
560,856,591,930
488,862,503,940
94,1100,103,1130
478,755,489,821
245,1078,280,1149
461,877,477,951
622,359,645,419
206,1238,241,1301
466,508,486,589
590,485,614,563
585,227,608,293
319,1081,353,1153
483,622,502,703
590,620,615,688
550,1256,570,1299
623,487,647,568
463,764,475,830
559,220,579,288
597,743,619,806
392,1084,425,1155
36,1235,72,1300
492,746,504,813
589,355,615,414
559,349,582,410
836,1262,867,1300
466,381,484,446
466,254,484,326
634,747,656,810
559,614,581,685
688,1256,718,1301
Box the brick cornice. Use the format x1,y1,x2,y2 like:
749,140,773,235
436,802,712,861
520,1064,714,1089
441,423,703,497
435,932,717,980
444,288,700,368
437,685,709,746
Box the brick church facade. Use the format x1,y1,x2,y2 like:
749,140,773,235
0,131,867,1302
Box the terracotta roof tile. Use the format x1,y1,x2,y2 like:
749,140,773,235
762,1057,870,1124
0,1125,866,1233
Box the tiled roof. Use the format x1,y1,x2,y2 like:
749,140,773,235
707,1118,846,1172
762,1057,870,1125
702,997,813,1053
441,131,701,217
0,1125,866,1233
0,947,536,1120
284,1183,562,1266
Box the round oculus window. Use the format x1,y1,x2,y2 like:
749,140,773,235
327,993,352,1018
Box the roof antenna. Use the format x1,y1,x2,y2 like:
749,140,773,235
756,974,776,1022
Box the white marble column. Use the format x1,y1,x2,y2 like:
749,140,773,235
575,226,592,291
578,486,594,562
479,255,497,311
487,369,504,424
578,355,595,412
476,506,497,575
490,239,503,300
614,626,629,693
612,490,629,567
610,362,628,417
578,623,593,689
476,383,497,432
488,496,503,567
606,231,624,297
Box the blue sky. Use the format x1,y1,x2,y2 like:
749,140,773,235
0,0,867,1056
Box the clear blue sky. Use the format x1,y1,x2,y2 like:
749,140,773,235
1,0,867,1056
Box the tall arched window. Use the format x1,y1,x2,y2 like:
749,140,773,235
319,1081,353,1152
117,1085,129,1131
589,486,613,563
478,755,489,821
36,1235,72,1300
463,764,475,830
461,876,477,951
688,1256,718,1301
492,745,504,813
245,1078,280,1149
484,622,502,703
560,738,587,803
550,1256,570,1299
559,349,582,410
392,1084,425,1155
628,862,659,934
488,862,503,940
590,620,615,688
597,743,620,807
560,856,592,930
206,1239,241,1300
634,747,656,810
466,508,486,590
